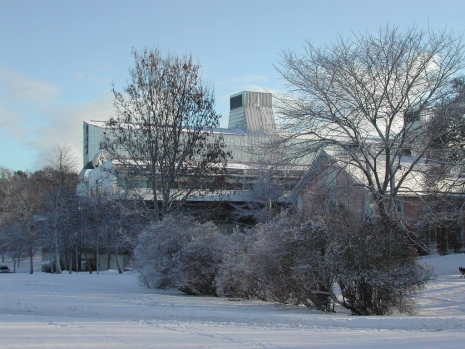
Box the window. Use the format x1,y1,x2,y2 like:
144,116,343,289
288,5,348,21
404,110,420,123
393,198,404,216
230,95,243,110
117,179,127,188
96,178,103,193
134,180,148,188
401,148,412,156
85,124,89,155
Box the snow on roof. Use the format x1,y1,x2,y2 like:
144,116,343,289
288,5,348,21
86,120,248,136
289,149,463,202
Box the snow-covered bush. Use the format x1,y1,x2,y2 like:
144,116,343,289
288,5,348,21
216,227,281,301
218,209,433,315
136,210,433,315
135,214,225,296
215,231,261,299
175,229,227,296
217,211,333,311
326,215,434,315
286,219,333,311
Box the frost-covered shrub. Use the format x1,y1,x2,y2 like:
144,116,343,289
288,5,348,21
216,211,333,310
286,220,333,311
135,214,225,296
175,229,227,296
137,211,433,314
215,231,261,299
218,210,433,315
327,217,434,315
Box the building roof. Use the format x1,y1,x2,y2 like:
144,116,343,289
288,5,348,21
287,149,464,205
86,120,248,136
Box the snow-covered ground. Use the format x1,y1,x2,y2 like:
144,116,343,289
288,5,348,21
1,254,464,348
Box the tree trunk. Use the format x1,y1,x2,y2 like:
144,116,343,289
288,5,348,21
50,249,54,273
55,249,61,274
29,246,34,274
85,252,92,274
96,246,100,274
75,245,79,273
68,252,73,274
54,227,62,274
115,251,123,274
64,251,68,271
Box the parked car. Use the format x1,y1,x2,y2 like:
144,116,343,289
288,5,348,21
0,265,11,273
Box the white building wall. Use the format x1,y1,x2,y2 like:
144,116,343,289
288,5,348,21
87,160,117,197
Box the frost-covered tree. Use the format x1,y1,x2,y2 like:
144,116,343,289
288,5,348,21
0,169,43,274
275,25,464,218
37,146,79,274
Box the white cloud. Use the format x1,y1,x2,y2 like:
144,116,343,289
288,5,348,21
34,97,114,170
0,68,60,105
0,68,113,171
74,71,111,85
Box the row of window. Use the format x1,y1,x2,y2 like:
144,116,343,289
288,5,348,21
116,175,299,192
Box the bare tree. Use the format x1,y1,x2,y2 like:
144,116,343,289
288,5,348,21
229,138,303,225
103,48,230,221
425,77,465,191
275,25,464,218
420,77,465,252
0,169,43,274
99,200,141,273
38,145,79,273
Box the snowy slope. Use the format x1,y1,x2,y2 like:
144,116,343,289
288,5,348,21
1,254,464,348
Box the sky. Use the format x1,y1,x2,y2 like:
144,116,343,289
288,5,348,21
1,0,464,172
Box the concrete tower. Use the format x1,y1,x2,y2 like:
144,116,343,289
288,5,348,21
228,91,275,134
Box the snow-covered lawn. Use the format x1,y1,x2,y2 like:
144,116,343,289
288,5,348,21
1,254,464,348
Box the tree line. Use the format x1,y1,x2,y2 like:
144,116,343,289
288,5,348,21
0,146,147,274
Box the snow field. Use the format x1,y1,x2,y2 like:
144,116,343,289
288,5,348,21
0,254,464,348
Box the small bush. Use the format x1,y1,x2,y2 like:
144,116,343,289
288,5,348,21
135,214,225,296
327,217,434,315
216,212,333,311
215,231,260,299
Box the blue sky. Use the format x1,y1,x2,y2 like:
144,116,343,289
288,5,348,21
1,0,464,172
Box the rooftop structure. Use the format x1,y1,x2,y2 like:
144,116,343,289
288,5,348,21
228,91,275,134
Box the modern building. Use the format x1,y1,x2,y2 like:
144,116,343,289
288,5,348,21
79,92,314,214
228,91,275,133
83,91,276,168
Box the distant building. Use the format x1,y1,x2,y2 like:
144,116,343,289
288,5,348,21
83,91,277,169
228,91,275,134
78,92,314,221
